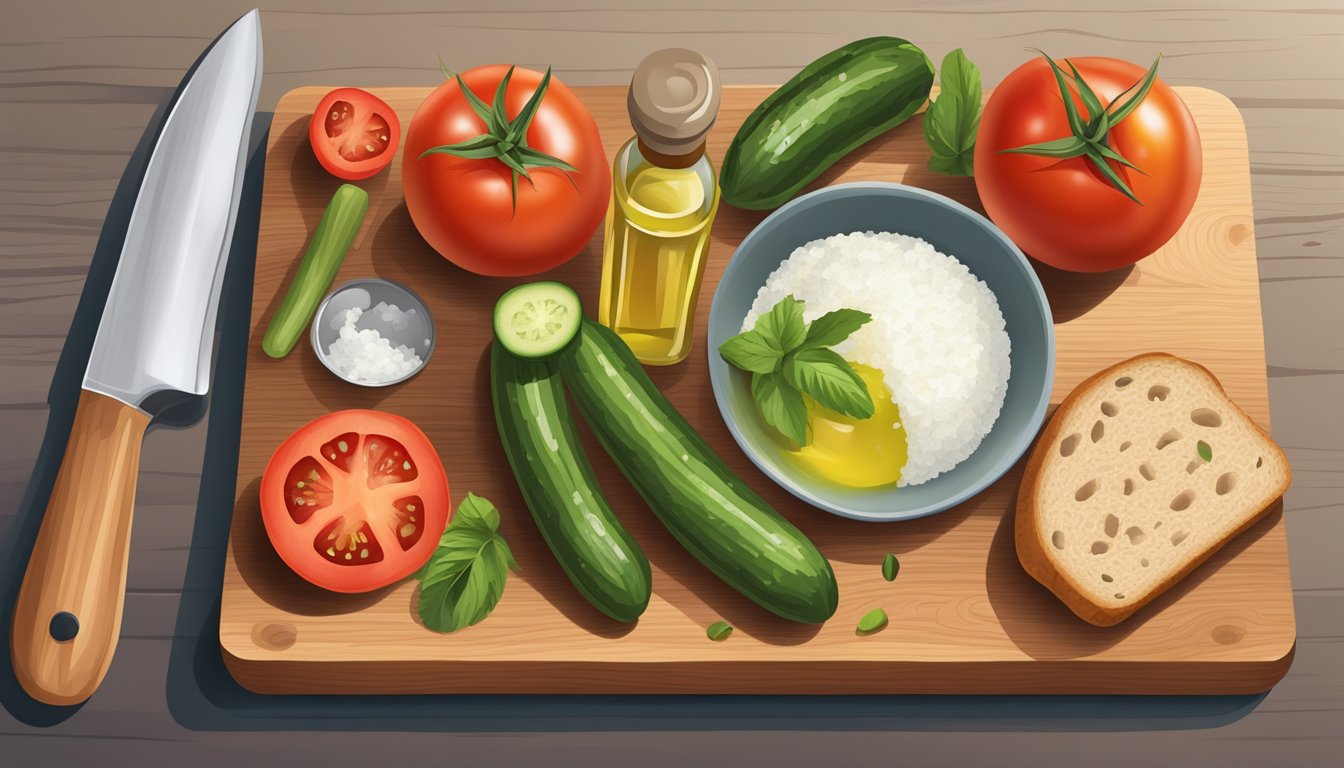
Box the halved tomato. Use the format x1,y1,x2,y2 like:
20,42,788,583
308,87,401,181
259,410,449,593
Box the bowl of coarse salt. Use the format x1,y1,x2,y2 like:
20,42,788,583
311,278,434,387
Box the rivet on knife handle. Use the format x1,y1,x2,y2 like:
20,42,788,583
11,391,149,706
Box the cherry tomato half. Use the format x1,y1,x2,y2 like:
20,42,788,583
309,87,401,181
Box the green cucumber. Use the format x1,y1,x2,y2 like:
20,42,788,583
493,281,583,359
559,319,838,624
720,37,935,210
262,183,369,358
490,341,651,623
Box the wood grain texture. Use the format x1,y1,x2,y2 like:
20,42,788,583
218,85,1293,696
11,390,149,705
2,1,1341,765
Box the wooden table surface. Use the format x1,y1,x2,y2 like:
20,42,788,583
0,1,1339,765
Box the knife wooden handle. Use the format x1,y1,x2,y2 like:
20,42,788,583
12,390,150,705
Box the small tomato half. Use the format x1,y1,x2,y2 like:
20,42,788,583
260,410,449,593
309,87,401,181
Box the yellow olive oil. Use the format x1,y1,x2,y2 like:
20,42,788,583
599,138,719,365
780,362,909,488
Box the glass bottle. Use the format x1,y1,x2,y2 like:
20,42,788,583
599,49,721,366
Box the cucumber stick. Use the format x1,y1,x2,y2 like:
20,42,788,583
720,37,934,210
559,320,838,624
262,183,369,358
490,342,651,623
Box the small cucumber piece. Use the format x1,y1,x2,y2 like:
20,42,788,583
491,342,652,623
262,183,369,358
492,281,583,358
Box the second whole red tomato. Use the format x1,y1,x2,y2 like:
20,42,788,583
402,65,611,277
974,56,1202,273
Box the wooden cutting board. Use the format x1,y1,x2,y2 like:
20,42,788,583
219,85,1293,695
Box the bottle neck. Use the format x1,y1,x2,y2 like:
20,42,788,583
637,137,705,169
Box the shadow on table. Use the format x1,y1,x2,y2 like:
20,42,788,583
0,103,1267,734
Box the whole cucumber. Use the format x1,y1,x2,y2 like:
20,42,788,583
559,320,838,624
720,37,935,210
490,342,652,623
262,183,369,358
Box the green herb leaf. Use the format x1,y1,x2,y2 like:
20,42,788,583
802,308,872,349
856,608,889,635
706,621,733,642
417,493,517,633
752,371,808,446
882,553,900,582
719,329,784,374
755,295,808,353
1197,440,1212,462
784,347,875,420
923,48,982,177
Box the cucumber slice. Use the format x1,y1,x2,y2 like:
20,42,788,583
492,282,583,358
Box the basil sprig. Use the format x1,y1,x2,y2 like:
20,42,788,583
924,48,983,177
719,296,874,446
416,493,520,633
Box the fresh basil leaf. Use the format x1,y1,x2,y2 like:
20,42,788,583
706,620,733,642
755,295,807,353
802,308,872,349
923,48,982,177
417,493,515,633
856,608,889,634
882,552,900,582
783,347,874,420
752,371,808,446
719,329,783,374
1197,440,1212,462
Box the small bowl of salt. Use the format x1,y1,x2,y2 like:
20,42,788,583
311,278,434,387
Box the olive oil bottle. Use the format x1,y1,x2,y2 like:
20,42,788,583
600,49,721,365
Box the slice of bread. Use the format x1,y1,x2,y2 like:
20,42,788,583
1016,353,1290,627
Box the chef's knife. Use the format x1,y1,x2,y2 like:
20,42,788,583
11,10,262,706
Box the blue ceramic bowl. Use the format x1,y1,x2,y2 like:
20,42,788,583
707,182,1055,522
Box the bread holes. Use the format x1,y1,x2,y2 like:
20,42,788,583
1075,479,1099,502
1140,558,1150,567
1139,462,1156,481
1171,530,1189,546
1114,592,1126,600
1256,456,1264,469
1101,574,1114,583
1123,478,1135,496
1115,376,1133,388
1091,420,1105,443
1170,490,1195,511
1156,429,1181,450
1186,459,1202,475
1190,408,1222,428
1104,513,1119,538
1060,433,1081,457
1091,541,1110,555
1148,385,1170,402
1216,472,1237,496
1154,521,1163,529
1101,401,1118,418
1119,441,1131,452
1052,530,1066,550
1125,526,1146,545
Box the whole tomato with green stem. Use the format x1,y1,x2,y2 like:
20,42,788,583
402,65,610,277
973,54,1202,273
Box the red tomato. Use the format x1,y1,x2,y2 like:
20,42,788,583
402,65,610,277
309,88,401,181
974,56,1202,272
260,410,449,593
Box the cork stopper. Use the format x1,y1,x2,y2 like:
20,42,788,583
627,48,721,158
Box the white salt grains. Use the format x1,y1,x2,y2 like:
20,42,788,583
326,303,424,385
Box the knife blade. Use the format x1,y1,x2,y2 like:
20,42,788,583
12,9,262,706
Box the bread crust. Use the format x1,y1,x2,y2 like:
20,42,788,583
1015,353,1291,627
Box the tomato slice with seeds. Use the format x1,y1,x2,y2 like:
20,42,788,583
308,87,401,181
260,410,449,593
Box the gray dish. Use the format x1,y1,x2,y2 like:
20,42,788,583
706,182,1055,522
311,278,435,388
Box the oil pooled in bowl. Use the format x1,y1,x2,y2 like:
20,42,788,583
777,362,908,488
